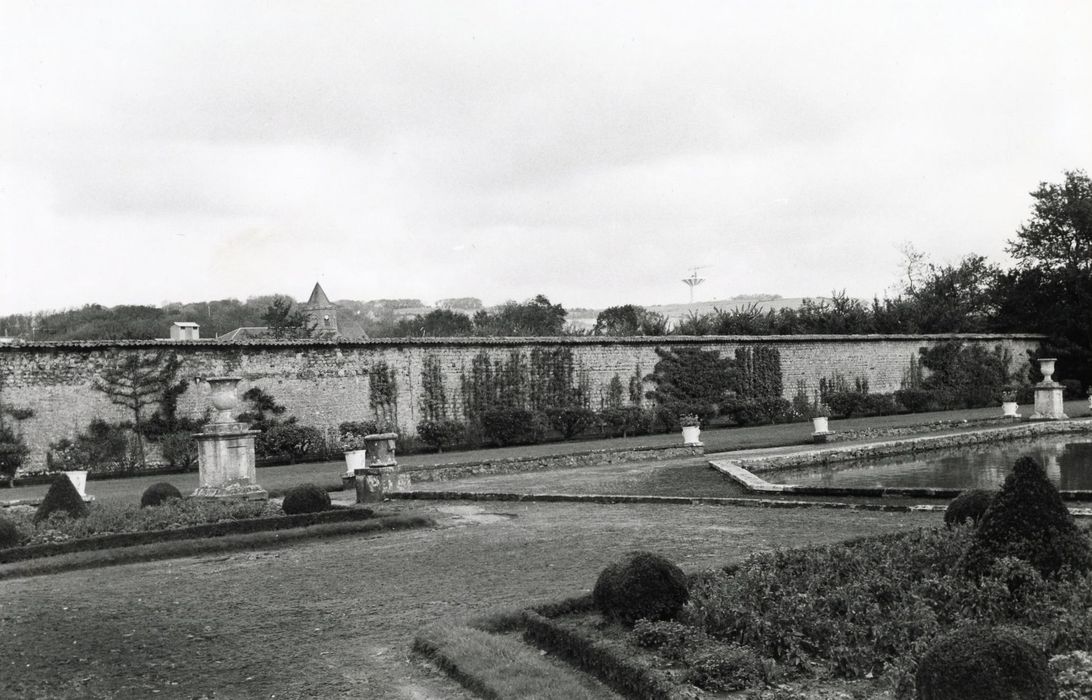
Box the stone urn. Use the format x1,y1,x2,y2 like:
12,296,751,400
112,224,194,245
206,376,243,423
1001,401,1019,418
812,416,830,434
681,425,702,446
1038,358,1057,384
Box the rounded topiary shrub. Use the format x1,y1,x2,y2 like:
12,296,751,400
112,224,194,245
0,516,22,549
281,483,331,515
915,626,1054,699
945,489,994,528
140,482,183,508
961,457,1092,579
593,551,689,626
33,473,89,523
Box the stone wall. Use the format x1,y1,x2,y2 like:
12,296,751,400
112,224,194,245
0,334,1042,471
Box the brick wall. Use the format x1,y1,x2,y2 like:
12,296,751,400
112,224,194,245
0,334,1042,471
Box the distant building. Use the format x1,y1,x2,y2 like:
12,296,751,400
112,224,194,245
216,283,366,341
304,283,338,339
169,321,200,340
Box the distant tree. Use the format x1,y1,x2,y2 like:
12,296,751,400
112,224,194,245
1007,169,1092,275
593,305,669,336
261,296,315,339
417,309,475,336
94,352,183,469
907,255,1000,333
474,294,568,336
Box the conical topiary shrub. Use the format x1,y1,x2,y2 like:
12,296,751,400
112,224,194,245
915,626,1054,699
961,456,1092,579
34,473,89,523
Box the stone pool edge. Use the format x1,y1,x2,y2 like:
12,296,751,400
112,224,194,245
710,419,1092,502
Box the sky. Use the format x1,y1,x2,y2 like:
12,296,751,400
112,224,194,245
1,0,1090,316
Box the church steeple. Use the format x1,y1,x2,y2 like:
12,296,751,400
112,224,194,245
304,282,338,338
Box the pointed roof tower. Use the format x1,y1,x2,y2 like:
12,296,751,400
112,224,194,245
304,282,338,339
307,282,332,308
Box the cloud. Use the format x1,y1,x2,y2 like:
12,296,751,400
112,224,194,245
1,0,1091,315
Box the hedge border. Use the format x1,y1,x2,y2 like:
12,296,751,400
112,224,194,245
0,505,376,564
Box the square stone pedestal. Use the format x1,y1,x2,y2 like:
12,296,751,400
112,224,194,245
1030,383,1068,420
353,466,411,503
192,423,268,500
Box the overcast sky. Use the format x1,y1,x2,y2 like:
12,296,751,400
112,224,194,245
1,1,1089,315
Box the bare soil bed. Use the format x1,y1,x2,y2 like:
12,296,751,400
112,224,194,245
0,500,935,699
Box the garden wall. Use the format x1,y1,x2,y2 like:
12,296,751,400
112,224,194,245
0,334,1041,471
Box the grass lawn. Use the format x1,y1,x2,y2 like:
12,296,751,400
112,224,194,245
0,500,936,699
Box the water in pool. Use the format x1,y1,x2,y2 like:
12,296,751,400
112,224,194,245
778,435,1092,490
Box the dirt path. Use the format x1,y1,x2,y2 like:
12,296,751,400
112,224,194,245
0,500,938,699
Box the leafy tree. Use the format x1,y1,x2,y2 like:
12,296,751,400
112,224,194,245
0,424,29,488
236,387,293,431
473,294,568,336
93,352,183,469
593,305,669,336
995,170,1092,389
1007,169,1092,275
382,308,474,337
646,347,737,421
907,255,1000,333
261,296,315,339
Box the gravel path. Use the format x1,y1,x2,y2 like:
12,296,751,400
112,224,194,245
0,499,938,699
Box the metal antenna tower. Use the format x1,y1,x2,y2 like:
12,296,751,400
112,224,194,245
682,266,709,303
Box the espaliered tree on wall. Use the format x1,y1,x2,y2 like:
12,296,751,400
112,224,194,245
645,347,737,424
94,351,185,469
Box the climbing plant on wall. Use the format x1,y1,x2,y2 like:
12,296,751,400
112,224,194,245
369,361,398,428
419,354,448,422
733,346,783,400
459,347,587,427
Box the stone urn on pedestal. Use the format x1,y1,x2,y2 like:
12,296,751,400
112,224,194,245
191,377,268,500
1030,358,1068,421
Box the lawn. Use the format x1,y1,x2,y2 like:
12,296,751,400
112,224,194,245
0,500,935,699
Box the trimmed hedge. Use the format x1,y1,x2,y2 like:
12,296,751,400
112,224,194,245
915,626,1055,699
281,483,332,515
593,551,689,626
0,506,373,564
522,610,684,700
945,489,994,528
140,482,183,508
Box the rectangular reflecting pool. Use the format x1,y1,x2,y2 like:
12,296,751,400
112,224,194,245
778,435,1092,490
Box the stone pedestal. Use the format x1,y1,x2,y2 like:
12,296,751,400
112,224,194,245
353,466,410,503
1030,358,1068,421
191,377,268,501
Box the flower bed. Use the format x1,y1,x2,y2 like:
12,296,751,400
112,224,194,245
530,527,1092,698
0,499,376,564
